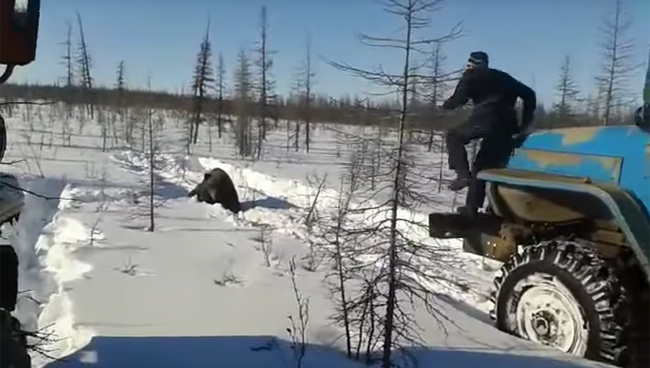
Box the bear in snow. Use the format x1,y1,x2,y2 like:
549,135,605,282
188,168,241,214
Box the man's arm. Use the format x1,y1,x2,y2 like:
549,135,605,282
513,79,536,131
442,72,472,110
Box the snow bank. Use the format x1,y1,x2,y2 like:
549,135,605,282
10,177,96,367
199,156,442,235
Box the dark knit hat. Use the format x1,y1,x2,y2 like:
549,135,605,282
468,51,489,66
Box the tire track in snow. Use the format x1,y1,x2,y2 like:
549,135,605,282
114,151,500,314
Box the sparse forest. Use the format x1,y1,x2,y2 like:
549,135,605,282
0,1,647,367
1,0,644,142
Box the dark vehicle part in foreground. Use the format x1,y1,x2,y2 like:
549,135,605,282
0,1,41,367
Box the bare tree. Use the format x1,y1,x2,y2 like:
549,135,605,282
286,257,310,368
233,48,254,157
115,60,130,145
595,0,637,125
316,154,367,360
75,12,94,121
189,20,215,144
328,1,463,366
89,163,109,246
288,82,302,152
146,76,156,232
424,40,449,151
421,40,458,192
125,75,165,232
254,5,276,160
98,105,109,152
214,53,227,139
302,173,327,272
60,20,74,118
296,33,316,153
552,55,580,126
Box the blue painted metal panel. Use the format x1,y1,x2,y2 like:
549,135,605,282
506,126,650,215
507,149,621,184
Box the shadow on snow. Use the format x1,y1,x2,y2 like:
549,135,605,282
241,195,295,212
42,335,596,368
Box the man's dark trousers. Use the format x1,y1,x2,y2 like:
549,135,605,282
465,132,516,211
445,113,518,211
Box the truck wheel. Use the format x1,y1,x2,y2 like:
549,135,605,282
490,239,626,364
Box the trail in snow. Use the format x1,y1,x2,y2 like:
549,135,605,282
33,150,606,368
112,151,501,316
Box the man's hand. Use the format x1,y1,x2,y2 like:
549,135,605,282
512,127,532,148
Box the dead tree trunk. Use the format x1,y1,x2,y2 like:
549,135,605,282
254,5,276,160
190,20,214,144
595,0,636,125
215,53,226,139
75,12,94,121
328,1,463,366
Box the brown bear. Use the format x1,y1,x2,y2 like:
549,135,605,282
188,168,241,214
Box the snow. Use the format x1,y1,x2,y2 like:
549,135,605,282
0,105,612,368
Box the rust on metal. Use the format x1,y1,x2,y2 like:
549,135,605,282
516,148,622,182
479,168,623,192
522,150,583,168
547,127,603,146
495,185,587,223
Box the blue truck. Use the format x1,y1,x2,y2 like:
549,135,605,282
430,55,650,368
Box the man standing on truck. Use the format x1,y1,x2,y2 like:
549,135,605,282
442,51,537,216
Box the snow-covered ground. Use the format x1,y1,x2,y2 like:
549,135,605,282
0,104,610,368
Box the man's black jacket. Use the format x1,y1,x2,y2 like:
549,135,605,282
443,67,537,132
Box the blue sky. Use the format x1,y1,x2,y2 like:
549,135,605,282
10,0,650,105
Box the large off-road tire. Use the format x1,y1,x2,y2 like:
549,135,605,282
490,239,626,365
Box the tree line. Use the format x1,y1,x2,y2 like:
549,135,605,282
0,0,643,137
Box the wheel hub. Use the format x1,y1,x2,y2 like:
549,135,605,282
512,274,589,356
531,310,556,337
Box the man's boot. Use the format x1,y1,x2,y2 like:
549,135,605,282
449,171,471,191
